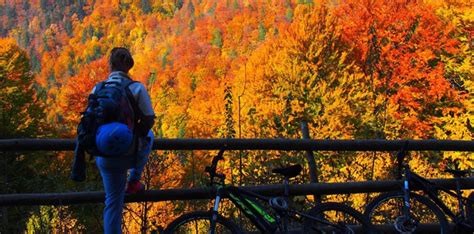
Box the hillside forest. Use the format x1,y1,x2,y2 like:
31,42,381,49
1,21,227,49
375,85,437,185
0,0,472,232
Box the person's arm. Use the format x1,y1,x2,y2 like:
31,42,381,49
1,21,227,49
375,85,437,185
136,115,154,137
133,83,155,137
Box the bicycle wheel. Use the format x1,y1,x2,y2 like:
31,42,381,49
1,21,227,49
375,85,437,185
163,210,241,234
364,191,449,233
303,202,376,234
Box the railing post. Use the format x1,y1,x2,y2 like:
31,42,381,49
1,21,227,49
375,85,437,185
301,121,321,203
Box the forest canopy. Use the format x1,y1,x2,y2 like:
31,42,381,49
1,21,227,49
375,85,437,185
0,0,472,232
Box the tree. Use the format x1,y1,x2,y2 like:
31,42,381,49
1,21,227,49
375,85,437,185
229,5,376,195
243,4,370,139
211,29,223,48
258,22,266,41
335,0,462,138
0,38,50,232
433,0,473,169
330,0,471,206
141,0,152,14
0,38,45,137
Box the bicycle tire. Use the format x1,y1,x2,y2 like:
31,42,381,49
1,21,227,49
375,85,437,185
364,191,449,233
163,210,242,234
303,202,376,234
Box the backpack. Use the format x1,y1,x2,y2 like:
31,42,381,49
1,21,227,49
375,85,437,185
77,77,138,157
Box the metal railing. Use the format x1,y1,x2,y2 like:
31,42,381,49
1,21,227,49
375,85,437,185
0,138,473,206
1,138,473,151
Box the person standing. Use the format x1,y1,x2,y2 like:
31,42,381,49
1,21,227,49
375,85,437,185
72,47,155,233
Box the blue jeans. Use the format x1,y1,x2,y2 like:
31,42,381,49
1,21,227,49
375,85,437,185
96,131,154,234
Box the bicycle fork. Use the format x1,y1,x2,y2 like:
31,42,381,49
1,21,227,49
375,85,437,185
282,177,290,233
396,168,418,233
210,187,223,234
402,173,411,219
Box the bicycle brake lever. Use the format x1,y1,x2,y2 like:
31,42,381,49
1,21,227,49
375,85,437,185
207,148,227,186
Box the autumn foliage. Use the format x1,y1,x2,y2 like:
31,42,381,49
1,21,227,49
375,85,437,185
0,0,472,232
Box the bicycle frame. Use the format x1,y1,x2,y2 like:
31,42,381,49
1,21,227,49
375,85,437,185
209,183,343,233
206,149,279,233
206,149,356,233
223,185,279,232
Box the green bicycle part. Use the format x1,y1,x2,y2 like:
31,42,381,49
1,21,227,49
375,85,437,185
228,193,276,223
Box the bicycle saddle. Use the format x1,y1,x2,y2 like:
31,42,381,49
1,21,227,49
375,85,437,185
445,168,471,178
272,164,302,178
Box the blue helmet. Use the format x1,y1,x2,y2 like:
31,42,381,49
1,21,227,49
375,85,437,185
95,122,133,156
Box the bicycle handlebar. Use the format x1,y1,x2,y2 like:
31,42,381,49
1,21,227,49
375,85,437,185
205,148,226,185
396,141,409,179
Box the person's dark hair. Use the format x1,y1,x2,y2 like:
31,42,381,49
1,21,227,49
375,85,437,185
109,47,134,73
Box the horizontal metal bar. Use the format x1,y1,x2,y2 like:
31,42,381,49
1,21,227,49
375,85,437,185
0,138,473,152
1,178,473,206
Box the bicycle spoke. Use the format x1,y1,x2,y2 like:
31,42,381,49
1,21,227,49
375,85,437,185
365,192,448,233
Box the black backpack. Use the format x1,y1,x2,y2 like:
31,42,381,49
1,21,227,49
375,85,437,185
77,77,138,157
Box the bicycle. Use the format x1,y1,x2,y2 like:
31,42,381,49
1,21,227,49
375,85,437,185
364,143,474,233
164,149,375,233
